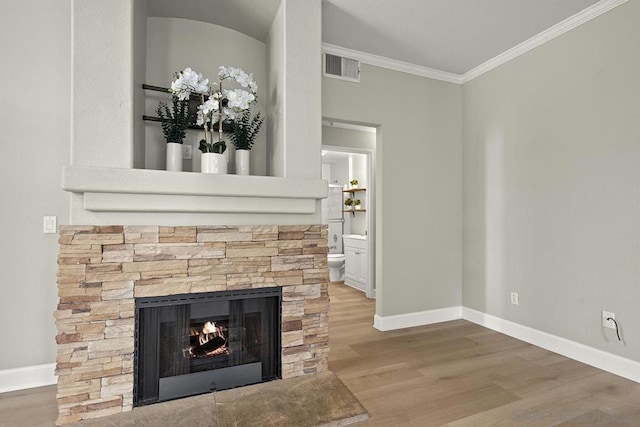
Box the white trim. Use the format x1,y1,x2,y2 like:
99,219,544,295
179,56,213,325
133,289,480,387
373,307,461,331
461,0,629,82
322,43,463,85
369,305,640,384
0,363,57,394
322,0,628,85
462,307,640,383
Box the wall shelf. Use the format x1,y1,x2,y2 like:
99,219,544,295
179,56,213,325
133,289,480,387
343,209,366,216
344,188,365,215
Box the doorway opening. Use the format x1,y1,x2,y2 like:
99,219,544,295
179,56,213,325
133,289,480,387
321,120,376,299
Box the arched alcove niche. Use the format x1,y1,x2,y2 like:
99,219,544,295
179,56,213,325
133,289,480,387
143,17,269,175
66,0,324,226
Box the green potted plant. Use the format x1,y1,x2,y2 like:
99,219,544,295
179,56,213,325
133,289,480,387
354,199,362,210
344,198,354,210
350,179,359,189
157,96,191,171
229,110,264,175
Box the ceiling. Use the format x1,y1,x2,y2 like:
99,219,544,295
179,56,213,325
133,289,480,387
146,0,602,75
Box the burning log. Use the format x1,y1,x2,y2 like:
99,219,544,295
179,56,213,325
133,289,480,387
189,321,229,357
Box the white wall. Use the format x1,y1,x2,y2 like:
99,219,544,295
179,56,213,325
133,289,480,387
462,0,640,361
267,1,285,177
133,0,147,169
267,0,322,179
145,18,268,175
0,0,71,370
72,0,135,168
323,65,462,317
349,154,367,235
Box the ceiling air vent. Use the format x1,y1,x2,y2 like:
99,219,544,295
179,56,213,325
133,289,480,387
323,53,360,83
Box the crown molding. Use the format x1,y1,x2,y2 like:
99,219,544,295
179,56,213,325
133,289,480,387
322,0,628,85
461,0,629,83
321,43,463,85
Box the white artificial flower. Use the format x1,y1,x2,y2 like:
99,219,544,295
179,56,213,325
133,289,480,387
201,98,219,115
196,98,219,125
170,67,209,99
235,72,249,88
196,110,207,126
223,108,236,120
249,76,258,92
225,89,255,110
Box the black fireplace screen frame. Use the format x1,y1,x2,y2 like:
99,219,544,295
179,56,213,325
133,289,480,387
134,288,282,406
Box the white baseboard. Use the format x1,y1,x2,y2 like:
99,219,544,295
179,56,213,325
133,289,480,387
371,305,640,384
0,363,57,394
373,306,461,331
461,307,640,384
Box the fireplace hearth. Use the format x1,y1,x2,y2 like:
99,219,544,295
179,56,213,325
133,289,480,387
135,288,281,405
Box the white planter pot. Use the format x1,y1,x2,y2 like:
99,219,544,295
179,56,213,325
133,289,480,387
166,143,182,172
235,149,250,175
355,205,362,210
201,153,227,174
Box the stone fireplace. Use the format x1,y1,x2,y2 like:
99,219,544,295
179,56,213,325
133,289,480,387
55,225,329,425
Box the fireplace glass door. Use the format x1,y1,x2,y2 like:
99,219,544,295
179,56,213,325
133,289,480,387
135,288,281,406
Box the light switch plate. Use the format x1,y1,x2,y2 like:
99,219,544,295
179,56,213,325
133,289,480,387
43,216,57,234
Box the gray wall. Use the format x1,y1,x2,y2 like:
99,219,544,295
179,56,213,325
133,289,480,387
462,0,640,360
0,0,70,369
323,65,462,317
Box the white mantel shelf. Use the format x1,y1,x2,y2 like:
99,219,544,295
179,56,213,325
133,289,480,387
63,166,328,214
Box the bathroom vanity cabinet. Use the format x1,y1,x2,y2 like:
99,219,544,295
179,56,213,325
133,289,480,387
343,235,368,291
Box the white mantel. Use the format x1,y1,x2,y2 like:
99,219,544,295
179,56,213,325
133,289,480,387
63,166,327,225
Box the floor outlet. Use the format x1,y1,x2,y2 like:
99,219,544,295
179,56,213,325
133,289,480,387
602,311,615,329
510,292,519,305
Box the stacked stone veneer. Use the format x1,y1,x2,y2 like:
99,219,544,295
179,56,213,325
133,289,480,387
55,225,329,425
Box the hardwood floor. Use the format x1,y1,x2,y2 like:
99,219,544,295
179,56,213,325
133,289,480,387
2,282,640,426
328,282,640,426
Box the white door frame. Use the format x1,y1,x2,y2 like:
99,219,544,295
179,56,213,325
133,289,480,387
322,143,376,299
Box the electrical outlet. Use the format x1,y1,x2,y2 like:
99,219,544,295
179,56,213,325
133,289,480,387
602,311,615,329
510,291,519,305
182,144,192,160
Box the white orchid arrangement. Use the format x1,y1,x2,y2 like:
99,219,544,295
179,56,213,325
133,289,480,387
170,66,258,154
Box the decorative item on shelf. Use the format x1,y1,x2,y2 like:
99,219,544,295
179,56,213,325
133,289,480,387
169,66,258,174
344,198,354,209
354,199,362,210
156,95,192,172
350,179,359,189
229,110,264,175
200,150,227,174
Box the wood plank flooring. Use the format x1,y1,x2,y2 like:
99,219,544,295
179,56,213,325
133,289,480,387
2,282,640,426
328,282,640,426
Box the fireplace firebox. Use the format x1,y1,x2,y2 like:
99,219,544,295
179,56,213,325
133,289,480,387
134,288,282,406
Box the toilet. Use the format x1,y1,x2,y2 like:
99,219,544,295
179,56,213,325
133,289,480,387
327,253,345,282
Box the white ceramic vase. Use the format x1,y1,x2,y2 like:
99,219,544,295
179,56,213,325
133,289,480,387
166,143,182,172
201,152,227,174
235,149,250,175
